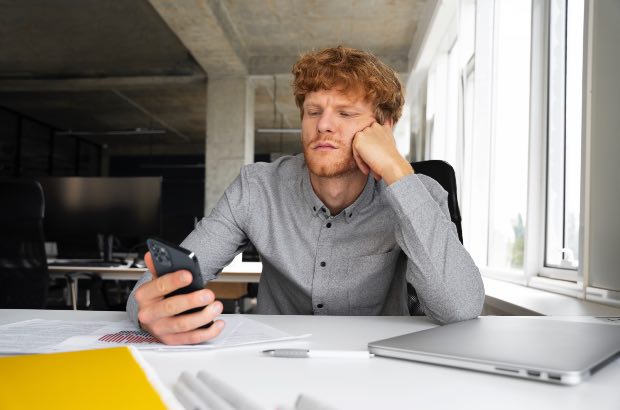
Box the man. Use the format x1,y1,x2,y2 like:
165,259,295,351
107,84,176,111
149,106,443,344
127,46,485,345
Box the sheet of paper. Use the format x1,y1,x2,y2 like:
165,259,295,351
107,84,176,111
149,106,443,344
0,319,116,354
0,316,309,354
56,315,310,351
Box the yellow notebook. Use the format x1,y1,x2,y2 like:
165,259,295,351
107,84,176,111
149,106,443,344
0,347,170,409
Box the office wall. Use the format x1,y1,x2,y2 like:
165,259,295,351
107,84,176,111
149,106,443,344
582,0,620,292
0,107,102,177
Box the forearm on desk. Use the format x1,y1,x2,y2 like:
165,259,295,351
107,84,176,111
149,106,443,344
386,174,485,324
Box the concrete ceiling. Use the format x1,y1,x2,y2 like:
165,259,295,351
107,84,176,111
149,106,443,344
0,0,426,156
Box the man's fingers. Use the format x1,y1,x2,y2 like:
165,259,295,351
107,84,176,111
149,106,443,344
135,269,193,304
150,301,224,338
158,320,226,346
144,252,156,277
352,137,370,175
138,289,214,324
351,120,404,184
354,153,370,175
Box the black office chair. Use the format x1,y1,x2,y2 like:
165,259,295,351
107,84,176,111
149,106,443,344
406,160,464,315
0,179,49,308
411,160,463,243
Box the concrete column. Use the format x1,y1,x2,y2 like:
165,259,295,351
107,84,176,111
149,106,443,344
205,76,255,215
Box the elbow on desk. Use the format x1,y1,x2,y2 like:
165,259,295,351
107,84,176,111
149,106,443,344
425,305,482,325
424,287,486,325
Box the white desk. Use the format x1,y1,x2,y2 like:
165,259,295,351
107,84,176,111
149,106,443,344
1,310,619,410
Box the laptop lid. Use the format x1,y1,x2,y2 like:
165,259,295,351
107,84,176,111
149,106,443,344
368,316,620,385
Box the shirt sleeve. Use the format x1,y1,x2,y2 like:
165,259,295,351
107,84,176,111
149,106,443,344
385,173,485,324
126,168,251,324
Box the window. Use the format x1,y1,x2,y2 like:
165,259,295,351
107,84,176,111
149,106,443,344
543,0,584,272
460,0,532,276
426,53,449,162
424,0,475,196
410,0,618,306
486,0,532,271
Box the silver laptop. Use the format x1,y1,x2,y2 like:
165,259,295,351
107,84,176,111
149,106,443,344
368,316,620,385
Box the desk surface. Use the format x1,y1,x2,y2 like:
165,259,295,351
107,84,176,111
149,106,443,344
1,310,618,410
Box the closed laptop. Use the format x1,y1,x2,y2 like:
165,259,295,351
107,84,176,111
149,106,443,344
368,316,620,385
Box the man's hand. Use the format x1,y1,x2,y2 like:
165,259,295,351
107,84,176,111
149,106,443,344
134,252,224,345
352,122,413,185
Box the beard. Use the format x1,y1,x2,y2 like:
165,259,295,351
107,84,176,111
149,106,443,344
303,137,358,178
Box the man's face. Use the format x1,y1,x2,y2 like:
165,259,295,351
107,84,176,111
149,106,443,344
302,89,375,178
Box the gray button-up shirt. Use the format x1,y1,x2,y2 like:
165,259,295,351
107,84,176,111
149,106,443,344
127,154,484,324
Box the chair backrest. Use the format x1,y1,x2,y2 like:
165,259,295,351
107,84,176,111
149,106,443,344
405,160,464,315
0,179,49,308
411,160,463,244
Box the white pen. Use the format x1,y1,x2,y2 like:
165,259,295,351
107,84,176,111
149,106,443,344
262,348,374,358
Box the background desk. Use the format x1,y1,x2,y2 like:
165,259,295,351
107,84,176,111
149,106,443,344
48,261,263,310
1,310,619,410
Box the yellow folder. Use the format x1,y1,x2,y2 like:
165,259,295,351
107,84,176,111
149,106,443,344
0,347,168,409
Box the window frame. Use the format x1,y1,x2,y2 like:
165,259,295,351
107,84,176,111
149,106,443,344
533,0,582,283
411,0,619,306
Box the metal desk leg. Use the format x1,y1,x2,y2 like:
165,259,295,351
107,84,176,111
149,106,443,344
66,274,78,310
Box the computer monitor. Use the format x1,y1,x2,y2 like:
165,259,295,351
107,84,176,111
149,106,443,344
37,177,162,261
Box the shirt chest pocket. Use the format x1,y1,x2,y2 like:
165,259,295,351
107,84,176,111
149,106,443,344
346,248,400,315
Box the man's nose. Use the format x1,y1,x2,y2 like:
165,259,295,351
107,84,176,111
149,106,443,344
317,111,335,134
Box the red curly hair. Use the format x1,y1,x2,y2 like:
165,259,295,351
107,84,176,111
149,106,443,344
292,46,404,125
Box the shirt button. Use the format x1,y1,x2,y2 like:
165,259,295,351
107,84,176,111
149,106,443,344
313,206,316,211
326,222,332,228
320,261,326,267
317,303,324,308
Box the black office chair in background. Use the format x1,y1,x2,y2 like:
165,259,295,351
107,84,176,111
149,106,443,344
411,160,463,243
406,160,464,315
0,179,50,308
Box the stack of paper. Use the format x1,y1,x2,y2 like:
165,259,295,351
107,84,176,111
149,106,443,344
0,316,310,354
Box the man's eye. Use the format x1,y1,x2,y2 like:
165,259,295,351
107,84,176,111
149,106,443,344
340,112,353,118
307,111,320,116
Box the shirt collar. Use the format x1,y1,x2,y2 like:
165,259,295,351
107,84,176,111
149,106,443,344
341,174,375,223
300,161,376,223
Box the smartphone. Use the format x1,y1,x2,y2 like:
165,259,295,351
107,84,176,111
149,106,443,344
146,238,213,328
